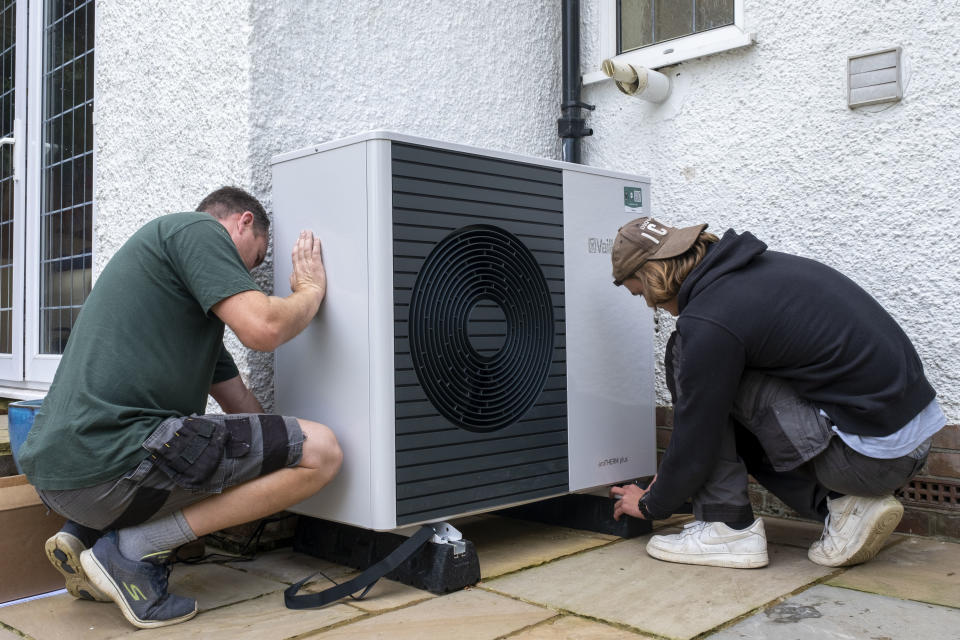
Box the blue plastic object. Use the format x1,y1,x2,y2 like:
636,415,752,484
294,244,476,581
9,398,43,474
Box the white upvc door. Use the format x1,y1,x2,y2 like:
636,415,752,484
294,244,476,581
24,0,55,382
0,0,95,387
0,0,28,382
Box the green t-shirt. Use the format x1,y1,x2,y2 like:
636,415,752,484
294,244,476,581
19,212,262,489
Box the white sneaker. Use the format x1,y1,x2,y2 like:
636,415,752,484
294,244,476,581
645,519,769,569
808,495,903,567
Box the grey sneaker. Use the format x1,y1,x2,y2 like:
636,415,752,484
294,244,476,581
646,518,769,569
79,532,197,629
808,494,903,567
44,524,110,602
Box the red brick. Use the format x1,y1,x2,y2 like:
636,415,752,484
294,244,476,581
932,424,960,451
936,512,960,539
656,406,674,428
927,451,960,479
656,426,672,449
896,508,931,536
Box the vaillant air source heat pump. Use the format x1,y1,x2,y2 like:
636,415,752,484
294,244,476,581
271,131,656,531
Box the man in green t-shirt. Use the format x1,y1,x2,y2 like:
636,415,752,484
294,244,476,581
18,186,342,629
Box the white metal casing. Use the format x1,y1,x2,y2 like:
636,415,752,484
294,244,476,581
271,131,656,531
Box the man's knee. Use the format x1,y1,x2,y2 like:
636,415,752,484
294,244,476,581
298,420,343,485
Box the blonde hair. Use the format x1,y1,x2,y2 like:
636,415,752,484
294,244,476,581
635,232,719,306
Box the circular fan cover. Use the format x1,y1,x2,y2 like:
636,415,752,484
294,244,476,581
408,224,555,432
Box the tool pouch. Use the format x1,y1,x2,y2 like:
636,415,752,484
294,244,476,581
224,416,253,459
145,416,229,489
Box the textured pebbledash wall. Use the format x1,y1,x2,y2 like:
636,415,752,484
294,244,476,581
92,1,958,532
581,0,960,539
579,0,960,425
94,0,259,407
93,1,562,410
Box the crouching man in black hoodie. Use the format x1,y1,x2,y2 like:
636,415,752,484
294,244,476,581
608,217,945,569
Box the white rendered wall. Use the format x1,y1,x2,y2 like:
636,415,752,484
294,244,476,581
580,0,960,422
94,1,261,406
94,1,561,409
93,1,958,422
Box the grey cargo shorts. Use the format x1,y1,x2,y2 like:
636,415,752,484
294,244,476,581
38,413,304,532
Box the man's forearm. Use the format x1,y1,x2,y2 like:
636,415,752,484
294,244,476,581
213,287,324,352
260,287,324,349
210,376,265,414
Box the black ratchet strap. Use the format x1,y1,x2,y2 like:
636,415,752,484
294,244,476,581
284,524,434,609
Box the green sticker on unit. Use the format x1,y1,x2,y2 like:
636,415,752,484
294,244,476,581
624,186,643,212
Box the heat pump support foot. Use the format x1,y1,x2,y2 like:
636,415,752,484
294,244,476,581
497,492,656,538
293,518,480,595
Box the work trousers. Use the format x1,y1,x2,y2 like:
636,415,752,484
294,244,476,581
692,372,930,523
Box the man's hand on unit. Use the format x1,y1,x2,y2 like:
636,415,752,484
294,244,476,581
611,483,647,521
290,230,326,303
610,475,657,521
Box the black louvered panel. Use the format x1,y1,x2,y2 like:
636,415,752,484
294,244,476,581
392,142,567,525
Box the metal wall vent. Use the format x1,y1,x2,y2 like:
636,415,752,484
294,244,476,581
848,46,903,108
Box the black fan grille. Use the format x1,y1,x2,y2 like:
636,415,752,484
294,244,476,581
391,141,567,524
409,224,554,432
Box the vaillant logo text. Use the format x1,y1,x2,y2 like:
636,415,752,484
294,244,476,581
588,238,614,254
598,457,629,467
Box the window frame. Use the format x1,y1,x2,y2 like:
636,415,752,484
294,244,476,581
27,0,97,382
586,0,753,83
0,0,29,385
0,0,97,394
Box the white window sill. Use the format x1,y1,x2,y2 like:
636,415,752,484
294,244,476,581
585,25,756,85
0,384,48,401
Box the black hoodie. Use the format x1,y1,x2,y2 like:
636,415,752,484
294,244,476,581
643,230,936,519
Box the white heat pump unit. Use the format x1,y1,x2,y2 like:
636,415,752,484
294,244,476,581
271,131,656,531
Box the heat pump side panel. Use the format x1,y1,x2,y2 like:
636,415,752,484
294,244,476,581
562,169,657,491
272,141,387,529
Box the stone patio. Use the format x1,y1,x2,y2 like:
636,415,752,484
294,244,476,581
1,513,958,639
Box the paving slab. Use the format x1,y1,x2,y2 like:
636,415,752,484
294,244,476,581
710,584,960,639
826,536,960,608
455,514,617,579
652,513,694,531
223,547,355,586
511,614,656,639
168,562,288,611
0,563,291,639
484,537,833,640
762,516,905,554
302,573,435,612
0,593,136,640
762,517,824,548
0,627,21,640
309,588,554,639
129,592,361,639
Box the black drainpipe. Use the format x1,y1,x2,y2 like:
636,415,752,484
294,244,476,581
558,0,594,164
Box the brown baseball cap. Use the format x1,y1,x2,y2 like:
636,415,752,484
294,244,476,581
611,217,708,285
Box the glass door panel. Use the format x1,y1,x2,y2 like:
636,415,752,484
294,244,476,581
25,0,94,382
39,0,93,355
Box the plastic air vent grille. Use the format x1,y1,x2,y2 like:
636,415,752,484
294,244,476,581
897,478,960,510
409,224,554,432
392,142,567,525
